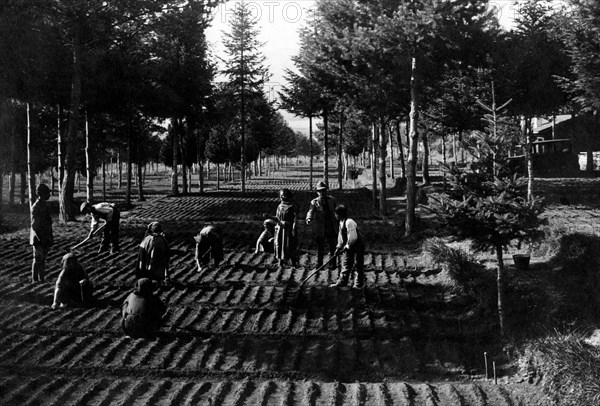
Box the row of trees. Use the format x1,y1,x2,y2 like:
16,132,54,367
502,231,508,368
0,0,305,224
279,0,600,236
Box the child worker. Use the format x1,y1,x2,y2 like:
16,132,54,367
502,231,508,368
330,204,365,289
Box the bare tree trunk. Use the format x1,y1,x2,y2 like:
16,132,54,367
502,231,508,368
371,122,378,209
171,119,179,196
323,110,329,186
216,163,220,190
525,118,534,202
27,103,35,208
57,105,63,197
405,56,420,237
496,244,506,335
60,37,82,223
125,121,132,207
388,122,395,180
396,121,405,179
421,131,430,185
85,110,93,202
338,112,343,190
137,146,145,202
309,116,313,189
102,160,106,201
378,118,387,215
117,151,122,189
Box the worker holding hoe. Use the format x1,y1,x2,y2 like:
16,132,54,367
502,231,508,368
77,201,120,254
330,204,365,289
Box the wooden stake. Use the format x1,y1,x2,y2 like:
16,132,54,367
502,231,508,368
493,360,497,384
484,352,489,380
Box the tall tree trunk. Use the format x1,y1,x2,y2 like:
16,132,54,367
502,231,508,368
216,163,220,190
405,56,420,237
309,116,313,189
125,120,132,206
338,112,343,190
60,38,82,223
388,122,395,180
495,244,506,335
171,119,179,196
137,123,145,202
378,118,387,215
524,117,534,202
85,110,93,202
396,121,405,178
323,110,329,186
371,123,378,209
0,167,3,222
421,131,430,185
102,160,106,201
117,151,122,189
27,103,35,208
57,104,63,197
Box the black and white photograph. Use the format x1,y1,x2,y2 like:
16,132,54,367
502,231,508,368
1,0,599,404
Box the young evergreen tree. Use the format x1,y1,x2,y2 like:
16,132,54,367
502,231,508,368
221,1,270,192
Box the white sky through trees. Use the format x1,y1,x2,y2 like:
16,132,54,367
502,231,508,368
206,1,528,136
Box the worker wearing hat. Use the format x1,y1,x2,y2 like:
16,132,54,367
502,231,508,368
30,183,53,282
306,181,338,270
79,201,120,254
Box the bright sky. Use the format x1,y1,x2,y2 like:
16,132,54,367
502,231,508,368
206,0,316,134
205,0,526,136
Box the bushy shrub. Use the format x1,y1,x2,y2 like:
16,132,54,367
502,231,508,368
521,331,600,406
422,237,482,295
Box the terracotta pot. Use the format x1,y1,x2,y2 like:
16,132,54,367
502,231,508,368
513,254,530,271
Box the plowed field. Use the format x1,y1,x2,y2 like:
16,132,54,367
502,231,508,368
0,167,566,405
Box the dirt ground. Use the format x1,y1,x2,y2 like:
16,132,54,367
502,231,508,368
1,166,598,405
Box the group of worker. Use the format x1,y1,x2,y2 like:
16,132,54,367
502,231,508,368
28,180,365,338
256,181,365,289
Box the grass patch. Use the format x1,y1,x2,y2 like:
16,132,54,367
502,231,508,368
521,330,600,406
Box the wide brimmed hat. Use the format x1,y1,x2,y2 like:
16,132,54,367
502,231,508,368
316,181,328,191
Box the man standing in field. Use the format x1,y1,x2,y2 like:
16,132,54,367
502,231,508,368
79,201,120,254
306,181,338,270
30,184,53,282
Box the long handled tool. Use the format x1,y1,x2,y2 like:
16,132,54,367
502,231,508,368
71,223,106,250
298,252,340,287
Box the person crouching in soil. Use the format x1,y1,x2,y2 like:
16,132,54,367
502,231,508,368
255,219,276,254
330,204,365,289
136,221,170,284
121,278,167,338
51,253,93,309
194,225,224,273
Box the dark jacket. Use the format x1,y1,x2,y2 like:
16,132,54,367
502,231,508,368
30,198,53,246
121,278,166,338
306,195,337,238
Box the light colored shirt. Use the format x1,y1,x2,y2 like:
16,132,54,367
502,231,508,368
338,218,360,250
90,202,115,230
